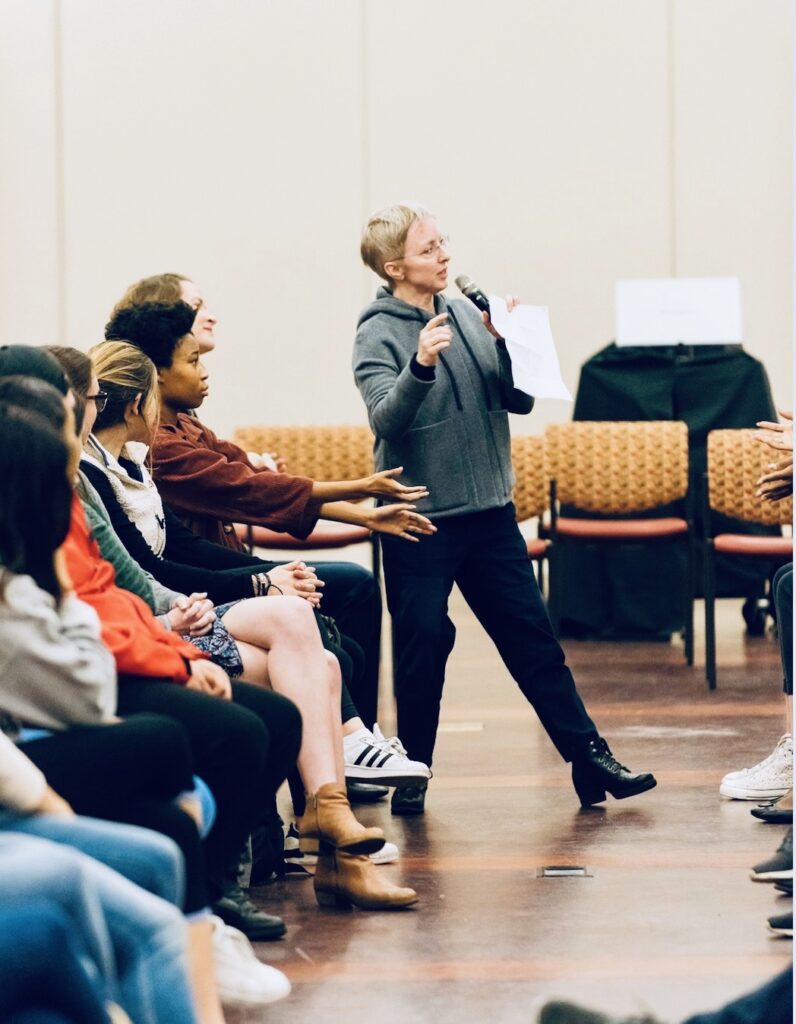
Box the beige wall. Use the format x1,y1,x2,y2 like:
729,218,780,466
1,0,791,437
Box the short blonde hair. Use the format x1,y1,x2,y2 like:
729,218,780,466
360,203,432,282
88,340,160,435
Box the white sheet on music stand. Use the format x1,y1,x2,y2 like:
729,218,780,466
615,277,743,346
487,296,572,401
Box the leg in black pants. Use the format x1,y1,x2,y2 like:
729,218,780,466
115,679,301,936
310,561,382,727
383,505,651,807
455,505,598,761
20,716,207,913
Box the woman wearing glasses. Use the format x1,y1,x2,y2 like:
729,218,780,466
353,203,656,815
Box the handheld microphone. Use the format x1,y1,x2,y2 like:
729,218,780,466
455,275,490,315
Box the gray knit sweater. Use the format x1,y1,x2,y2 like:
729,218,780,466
353,289,534,519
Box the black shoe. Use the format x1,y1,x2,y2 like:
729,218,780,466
347,781,390,804
535,999,662,1023
751,827,793,882
212,885,286,941
767,911,793,937
571,738,657,808
751,796,793,824
391,783,427,816
775,879,793,896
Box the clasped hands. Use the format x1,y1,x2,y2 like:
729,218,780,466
753,410,793,502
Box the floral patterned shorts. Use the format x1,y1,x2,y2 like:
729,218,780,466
188,601,244,678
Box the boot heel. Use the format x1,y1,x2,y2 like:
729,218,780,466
572,767,606,807
315,888,351,909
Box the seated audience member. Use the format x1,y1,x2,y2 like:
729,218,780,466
76,340,428,795
0,347,302,941
5,346,417,912
50,343,419,870
719,411,793,805
0,396,288,1016
0,832,196,1024
0,901,125,1023
105,295,436,727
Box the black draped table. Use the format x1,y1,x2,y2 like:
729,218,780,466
557,342,778,639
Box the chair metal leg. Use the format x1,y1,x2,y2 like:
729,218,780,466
548,546,562,635
684,535,695,666
704,541,717,690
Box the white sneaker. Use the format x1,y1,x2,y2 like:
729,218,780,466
720,736,793,800
370,840,399,865
721,735,792,783
343,725,431,786
211,916,291,1007
286,821,399,867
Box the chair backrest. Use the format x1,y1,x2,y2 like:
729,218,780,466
707,429,793,526
511,434,547,521
544,420,689,514
231,425,374,480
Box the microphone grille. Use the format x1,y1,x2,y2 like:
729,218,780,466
454,275,472,292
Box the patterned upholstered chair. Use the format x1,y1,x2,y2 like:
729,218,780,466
544,420,693,661
230,425,380,576
703,430,793,689
510,434,551,594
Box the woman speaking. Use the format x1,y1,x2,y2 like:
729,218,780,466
353,202,656,816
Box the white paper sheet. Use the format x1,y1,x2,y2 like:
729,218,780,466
615,277,743,346
487,296,572,401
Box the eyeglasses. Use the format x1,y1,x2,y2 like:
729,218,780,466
393,236,451,262
86,391,108,413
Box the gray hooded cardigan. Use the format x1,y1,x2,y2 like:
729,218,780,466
353,289,534,519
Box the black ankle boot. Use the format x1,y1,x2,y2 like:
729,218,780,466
571,738,657,807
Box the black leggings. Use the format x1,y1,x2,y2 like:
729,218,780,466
19,714,208,914
116,679,301,902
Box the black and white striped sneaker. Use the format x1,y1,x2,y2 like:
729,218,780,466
343,725,431,787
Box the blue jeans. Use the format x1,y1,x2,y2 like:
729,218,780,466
0,811,185,905
0,903,112,1023
382,503,597,766
0,832,196,1024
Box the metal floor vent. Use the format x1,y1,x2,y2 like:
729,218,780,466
536,865,592,878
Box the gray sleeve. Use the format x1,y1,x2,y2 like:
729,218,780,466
81,500,156,608
144,571,182,616
0,580,117,730
353,335,436,441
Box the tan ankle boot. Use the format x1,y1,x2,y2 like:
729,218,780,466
314,847,418,910
297,782,385,854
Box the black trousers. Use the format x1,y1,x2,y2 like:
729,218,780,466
116,679,301,903
20,715,208,913
310,562,381,727
382,503,598,767
773,563,793,695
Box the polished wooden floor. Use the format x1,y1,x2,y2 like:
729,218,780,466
238,591,792,1023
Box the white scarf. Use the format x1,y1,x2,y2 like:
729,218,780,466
82,436,167,556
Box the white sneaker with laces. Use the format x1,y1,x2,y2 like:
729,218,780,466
343,724,431,786
211,915,291,1007
720,735,793,800
721,734,791,783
